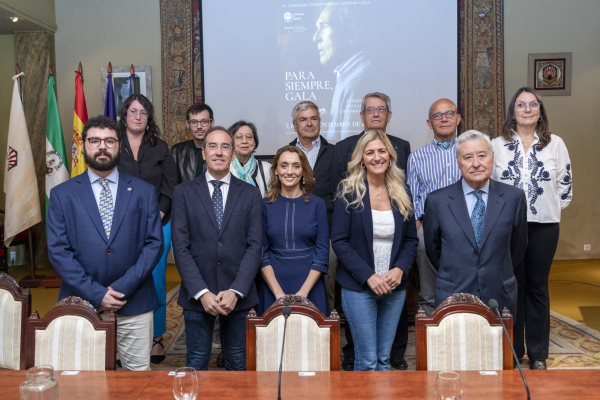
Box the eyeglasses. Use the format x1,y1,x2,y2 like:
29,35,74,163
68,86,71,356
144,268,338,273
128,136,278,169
515,101,540,111
189,119,212,127
363,106,388,114
234,133,254,140
205,143,233,151
87,137,119,148
431,110,457,120
128,109,149,119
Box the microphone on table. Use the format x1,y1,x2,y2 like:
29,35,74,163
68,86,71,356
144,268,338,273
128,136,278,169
488,299,530,400
278,306,292,400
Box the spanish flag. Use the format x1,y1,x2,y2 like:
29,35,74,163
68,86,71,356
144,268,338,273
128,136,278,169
71,70,88,177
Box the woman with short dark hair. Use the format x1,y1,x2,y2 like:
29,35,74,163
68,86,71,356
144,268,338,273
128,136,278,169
117,94,178,364
228,120,271,198
492,87,573,370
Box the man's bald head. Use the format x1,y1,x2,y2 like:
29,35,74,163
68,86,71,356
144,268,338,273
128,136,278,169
427,98,461,142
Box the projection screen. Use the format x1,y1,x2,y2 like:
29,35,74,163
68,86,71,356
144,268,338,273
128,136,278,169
202,0,458,155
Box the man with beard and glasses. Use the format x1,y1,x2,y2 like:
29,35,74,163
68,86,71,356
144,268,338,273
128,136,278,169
47,115,164,371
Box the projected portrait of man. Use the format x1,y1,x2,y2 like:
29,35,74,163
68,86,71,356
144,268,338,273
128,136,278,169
313,5,376,141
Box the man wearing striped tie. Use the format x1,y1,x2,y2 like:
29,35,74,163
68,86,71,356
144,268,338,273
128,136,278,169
422,130,527,318
406,99,463,315
47,115,164,371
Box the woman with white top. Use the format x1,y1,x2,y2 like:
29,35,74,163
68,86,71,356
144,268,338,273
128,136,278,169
228,120,271,198
332,130,418,371
492,87,573,370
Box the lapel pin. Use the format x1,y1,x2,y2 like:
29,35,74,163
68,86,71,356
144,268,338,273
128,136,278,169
127,187,132,191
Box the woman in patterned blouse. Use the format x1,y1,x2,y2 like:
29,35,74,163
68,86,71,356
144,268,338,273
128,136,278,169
491,87,572,370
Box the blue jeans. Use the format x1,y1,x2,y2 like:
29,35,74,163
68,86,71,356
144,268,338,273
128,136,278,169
342,287,406,371
152,220,171,337
183,307,250,371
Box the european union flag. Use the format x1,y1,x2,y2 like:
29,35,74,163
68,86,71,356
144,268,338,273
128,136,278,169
104,73,116,120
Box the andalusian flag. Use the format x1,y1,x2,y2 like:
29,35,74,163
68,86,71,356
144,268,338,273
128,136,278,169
4,73,42,247
45,75,69,215
71,70,88,177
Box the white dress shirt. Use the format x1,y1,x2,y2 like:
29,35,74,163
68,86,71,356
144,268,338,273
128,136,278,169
88,168,119,210
194,170,244,301
492,131,572,222
462,179,490,218
295,136,321,169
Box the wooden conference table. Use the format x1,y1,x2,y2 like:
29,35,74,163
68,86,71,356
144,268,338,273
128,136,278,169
2,370,599,399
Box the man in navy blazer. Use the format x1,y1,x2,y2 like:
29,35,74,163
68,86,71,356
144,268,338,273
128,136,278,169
172,126,262,371
423,130,527,317
47,116,164,371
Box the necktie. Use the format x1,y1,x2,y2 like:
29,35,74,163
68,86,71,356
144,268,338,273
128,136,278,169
471,190,486,250
99,179,114,238
211,180,224,229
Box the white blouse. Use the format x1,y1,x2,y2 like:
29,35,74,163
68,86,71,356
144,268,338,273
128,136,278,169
491,131,572,223
372,210,394,276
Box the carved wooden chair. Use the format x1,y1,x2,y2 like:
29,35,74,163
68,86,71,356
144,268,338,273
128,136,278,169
0,272,30,369
416,293,513,371
25,296,117,370
246,295,340,371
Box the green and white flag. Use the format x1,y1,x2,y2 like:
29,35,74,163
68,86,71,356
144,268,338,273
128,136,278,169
45,75,69,214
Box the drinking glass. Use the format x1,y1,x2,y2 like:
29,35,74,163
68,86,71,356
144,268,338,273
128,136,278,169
173,367,198,400
435,371,462,400
20,365,59,400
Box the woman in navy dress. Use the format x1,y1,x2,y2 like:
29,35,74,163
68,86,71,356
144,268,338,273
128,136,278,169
257,146,330,316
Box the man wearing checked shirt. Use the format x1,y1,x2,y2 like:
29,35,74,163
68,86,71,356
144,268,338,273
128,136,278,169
406,99,463,315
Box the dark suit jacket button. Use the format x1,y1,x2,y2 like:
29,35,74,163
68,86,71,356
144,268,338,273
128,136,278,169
217,263,221,267
106,250,111,255
218,242,222,246
477,289,480,292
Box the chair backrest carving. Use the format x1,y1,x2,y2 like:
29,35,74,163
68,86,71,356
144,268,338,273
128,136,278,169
25,296,116,370
0,272,30,370
246,295,340,371
416,293,513,371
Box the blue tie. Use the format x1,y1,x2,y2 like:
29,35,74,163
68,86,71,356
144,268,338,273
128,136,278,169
211,180,224,229
471,190,486,250
99,179,114,239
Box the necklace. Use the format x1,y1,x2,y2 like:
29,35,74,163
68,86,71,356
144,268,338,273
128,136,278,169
370,185,386,200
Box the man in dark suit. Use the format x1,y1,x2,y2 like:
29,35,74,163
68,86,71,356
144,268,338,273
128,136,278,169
47,115,164,371
329,92,411,371
423,130,528,316
287,101,337,312
172,126,262,371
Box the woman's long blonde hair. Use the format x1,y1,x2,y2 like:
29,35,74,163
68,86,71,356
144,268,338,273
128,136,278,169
337,130,413,220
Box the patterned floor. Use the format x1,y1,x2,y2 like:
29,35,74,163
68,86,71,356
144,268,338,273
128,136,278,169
152,286,600,371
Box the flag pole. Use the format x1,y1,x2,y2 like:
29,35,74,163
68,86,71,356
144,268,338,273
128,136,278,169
13,63,45,287
40,63,62,288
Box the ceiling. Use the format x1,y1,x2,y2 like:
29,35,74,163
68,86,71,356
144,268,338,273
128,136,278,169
0,6,47,35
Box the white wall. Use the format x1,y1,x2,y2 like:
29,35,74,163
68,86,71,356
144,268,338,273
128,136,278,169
54,0,162,167
0,0,56,30
504,0,600,259
0,34,15,207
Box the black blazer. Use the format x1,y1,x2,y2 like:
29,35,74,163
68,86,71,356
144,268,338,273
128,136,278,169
330,130,411,198
331,184,418,292
172,173,263,312
118,136,178,225
423,179,528,316
289,136,335,234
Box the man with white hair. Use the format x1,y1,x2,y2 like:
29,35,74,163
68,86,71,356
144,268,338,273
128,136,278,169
422,130,528,316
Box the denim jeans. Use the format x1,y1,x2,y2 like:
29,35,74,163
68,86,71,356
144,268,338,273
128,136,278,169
342,287,406,371
152,220,171,337
183,307,250,371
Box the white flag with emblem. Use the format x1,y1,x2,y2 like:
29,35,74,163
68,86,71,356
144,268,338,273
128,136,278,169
4,73,42,247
